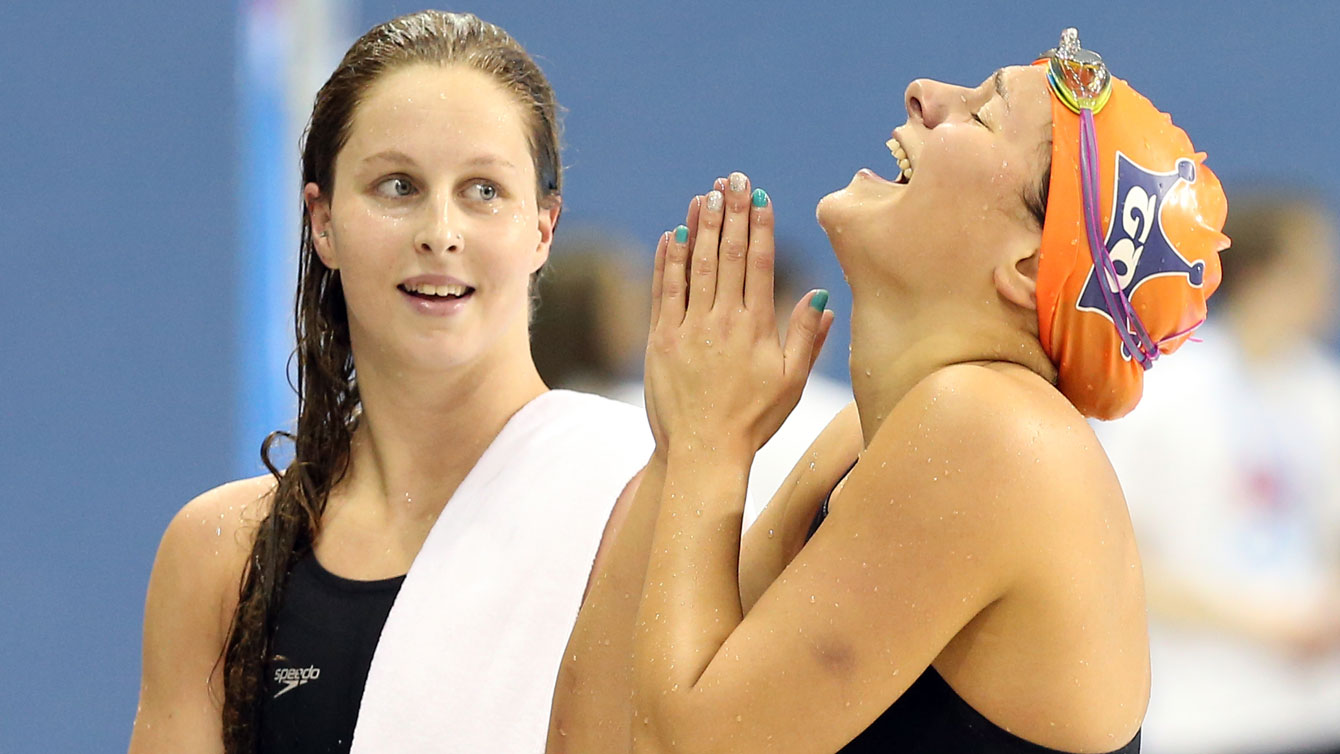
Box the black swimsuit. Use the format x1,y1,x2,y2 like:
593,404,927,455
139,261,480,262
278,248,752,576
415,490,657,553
805,471,1141,754
257,552,405,754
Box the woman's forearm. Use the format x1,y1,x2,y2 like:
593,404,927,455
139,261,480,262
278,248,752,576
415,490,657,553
547,455,666,754
632,439,752,737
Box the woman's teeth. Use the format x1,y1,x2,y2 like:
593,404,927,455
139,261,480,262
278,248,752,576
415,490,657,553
403,282,469,298
885,138,913,183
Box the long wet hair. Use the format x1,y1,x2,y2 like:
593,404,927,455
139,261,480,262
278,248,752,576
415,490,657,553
220,11,562,751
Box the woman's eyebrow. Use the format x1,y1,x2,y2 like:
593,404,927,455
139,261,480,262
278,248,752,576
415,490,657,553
994,69,1011,111
360,150,517,171
462,155,518,170
363,149,418,167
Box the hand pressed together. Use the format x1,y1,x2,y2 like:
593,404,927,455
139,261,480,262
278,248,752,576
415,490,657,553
644,171,834,457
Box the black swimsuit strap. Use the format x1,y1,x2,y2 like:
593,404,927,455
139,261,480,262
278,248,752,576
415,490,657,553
807,458,859,541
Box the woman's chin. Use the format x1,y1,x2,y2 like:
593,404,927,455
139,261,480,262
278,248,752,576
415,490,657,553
816,183,878,248
815,185,854,236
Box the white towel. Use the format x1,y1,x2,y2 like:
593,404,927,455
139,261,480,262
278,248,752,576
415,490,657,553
351,390,652,753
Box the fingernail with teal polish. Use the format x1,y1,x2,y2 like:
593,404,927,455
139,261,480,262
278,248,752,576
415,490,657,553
810,289,829,312
752,188,769,208
674,225,689,244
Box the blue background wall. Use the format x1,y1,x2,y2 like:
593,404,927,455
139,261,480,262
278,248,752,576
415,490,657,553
3,1,1337,750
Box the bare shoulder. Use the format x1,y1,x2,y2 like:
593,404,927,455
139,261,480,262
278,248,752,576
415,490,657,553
851,363,1123,560
163,477,274,580
152,475,276,645
130,476,276,753
885,363,1112,492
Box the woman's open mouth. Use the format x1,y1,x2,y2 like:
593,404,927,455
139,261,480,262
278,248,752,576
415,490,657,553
398,281,474,301
886,134,914,184
397,280,476,315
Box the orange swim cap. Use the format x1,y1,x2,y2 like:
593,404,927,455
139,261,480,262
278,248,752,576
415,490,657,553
1033,30,1229,419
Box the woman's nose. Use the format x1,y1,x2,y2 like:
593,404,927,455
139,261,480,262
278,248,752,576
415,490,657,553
414,196,463,255
905,78,964,129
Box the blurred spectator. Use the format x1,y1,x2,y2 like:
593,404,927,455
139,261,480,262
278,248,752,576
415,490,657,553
1095,192,1340,754
533,230,851,528
531,229,649,395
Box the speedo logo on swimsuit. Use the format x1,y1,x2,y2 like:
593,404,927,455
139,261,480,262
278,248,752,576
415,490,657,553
1076,152,1205,358
273,665,321,698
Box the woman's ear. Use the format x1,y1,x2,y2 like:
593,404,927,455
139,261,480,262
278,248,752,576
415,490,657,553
531,197,562,274
304,182,338,270
994,244,1039,311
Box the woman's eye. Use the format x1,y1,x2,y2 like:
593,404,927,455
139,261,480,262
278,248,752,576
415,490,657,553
971,111,988,127
471,182,499,201
376,176,417,198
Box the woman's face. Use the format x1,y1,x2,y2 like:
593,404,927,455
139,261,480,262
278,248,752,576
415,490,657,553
817,64,1053,297
307,63,556,374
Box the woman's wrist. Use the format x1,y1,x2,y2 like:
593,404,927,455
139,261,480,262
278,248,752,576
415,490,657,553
664,432,754,470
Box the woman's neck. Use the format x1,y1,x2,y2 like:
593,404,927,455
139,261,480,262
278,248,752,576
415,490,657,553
848,287,1055,445
341,325,547,517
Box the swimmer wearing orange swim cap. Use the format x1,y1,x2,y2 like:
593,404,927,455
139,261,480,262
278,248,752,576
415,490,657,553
1033,28,1230,419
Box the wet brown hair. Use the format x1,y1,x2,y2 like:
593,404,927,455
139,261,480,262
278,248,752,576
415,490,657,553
220,11,561,751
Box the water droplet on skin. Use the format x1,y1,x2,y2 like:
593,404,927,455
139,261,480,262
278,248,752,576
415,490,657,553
766,528,775,538
809,595,816,603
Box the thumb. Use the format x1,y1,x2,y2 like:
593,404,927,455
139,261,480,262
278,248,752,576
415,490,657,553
809,309,836,372
781,289,829,383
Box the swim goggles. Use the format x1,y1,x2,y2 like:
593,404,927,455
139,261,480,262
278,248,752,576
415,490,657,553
1040,28,1169,369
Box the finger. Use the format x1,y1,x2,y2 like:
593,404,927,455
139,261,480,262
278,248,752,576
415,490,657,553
687,186,725,317
683,179,722,290
682,195,702,274
650,230,669,328
808,309,836,372
714,171,752,312
781,289,830,384
742,188,776,325
661,224,691,326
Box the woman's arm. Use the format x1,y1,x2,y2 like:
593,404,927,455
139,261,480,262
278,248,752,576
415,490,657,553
628,173,1061,754
128,478,269,754
546,193,704,754
635,368,1045,754
546,458,663,753
739,402,861,615
635,170,834,692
